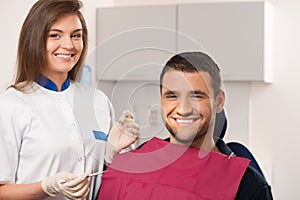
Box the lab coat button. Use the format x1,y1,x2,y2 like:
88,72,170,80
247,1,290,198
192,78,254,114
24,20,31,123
78,157,82,162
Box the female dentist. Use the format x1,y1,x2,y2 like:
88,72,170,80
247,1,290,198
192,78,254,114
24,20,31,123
0,0,139,199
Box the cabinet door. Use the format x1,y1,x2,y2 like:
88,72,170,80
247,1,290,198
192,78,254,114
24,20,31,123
96,5,177,81
177,2,273,82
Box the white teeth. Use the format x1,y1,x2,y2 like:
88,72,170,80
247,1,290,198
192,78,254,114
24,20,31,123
56,54,72,58
176,119,193,124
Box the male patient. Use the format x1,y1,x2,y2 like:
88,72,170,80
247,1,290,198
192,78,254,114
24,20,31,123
98,52,273,199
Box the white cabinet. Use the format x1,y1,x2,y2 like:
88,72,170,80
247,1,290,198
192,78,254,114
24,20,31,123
96,1,273,82
177,2,274,82
96,5,177,81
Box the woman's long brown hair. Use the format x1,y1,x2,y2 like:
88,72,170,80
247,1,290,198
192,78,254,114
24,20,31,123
12,0,88,91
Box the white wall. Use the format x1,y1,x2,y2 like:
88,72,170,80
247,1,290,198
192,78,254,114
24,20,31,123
78,0,114,84
0,0,35,92
251,0,300,199
1,0,299,199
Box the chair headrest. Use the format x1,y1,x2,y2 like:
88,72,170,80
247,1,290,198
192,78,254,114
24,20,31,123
213,109,227,139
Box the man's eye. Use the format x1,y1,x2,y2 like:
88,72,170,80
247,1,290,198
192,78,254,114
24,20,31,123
190,94,207,100
166,94,177,99
191,95,202,98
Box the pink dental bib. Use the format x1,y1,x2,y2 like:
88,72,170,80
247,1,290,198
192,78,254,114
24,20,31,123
98,137,250,200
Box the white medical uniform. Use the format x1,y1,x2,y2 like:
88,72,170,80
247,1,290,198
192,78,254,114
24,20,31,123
0,81,114,200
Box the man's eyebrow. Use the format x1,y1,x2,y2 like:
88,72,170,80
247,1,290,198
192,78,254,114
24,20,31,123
162,90,177,96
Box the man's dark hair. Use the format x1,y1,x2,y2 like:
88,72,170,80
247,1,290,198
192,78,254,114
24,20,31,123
160,52,222,98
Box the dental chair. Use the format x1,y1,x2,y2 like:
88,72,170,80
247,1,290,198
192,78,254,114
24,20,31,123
214,109,265,177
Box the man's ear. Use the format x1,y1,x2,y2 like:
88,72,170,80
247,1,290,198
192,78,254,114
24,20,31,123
216,90,225,113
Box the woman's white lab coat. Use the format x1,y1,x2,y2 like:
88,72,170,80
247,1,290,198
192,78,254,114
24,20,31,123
0,81,114,200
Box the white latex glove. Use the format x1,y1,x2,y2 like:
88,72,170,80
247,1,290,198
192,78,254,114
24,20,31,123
105,110,139,164
41,171,89,200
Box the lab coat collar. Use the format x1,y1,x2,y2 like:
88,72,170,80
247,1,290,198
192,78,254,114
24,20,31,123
35,75,71,92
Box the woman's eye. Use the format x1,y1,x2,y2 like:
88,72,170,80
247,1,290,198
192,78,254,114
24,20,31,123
49,34,60,38
72,33,82,38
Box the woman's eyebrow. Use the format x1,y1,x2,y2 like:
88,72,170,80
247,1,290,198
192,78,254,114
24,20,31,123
49,28,82,33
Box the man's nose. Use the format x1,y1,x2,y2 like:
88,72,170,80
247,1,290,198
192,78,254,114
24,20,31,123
176,99,193,116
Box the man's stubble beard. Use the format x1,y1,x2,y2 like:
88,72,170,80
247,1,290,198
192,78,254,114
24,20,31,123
164,120,211,145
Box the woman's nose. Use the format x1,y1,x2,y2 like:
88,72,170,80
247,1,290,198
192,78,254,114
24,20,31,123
61,37,74,49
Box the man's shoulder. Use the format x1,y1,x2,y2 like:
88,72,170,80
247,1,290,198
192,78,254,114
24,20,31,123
236,165,273,200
